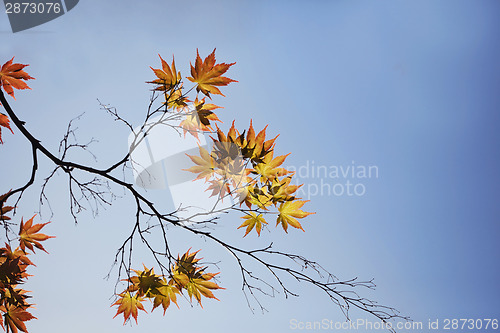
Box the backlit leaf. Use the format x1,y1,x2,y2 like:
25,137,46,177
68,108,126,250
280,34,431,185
0,304,35,333
187,49,237,97
184,146,216,181
147,54,181,92
152,282,180,314
276,200,314,233
0,57,34,103
112,292,146,324
238,212,268,237
18,215,55,254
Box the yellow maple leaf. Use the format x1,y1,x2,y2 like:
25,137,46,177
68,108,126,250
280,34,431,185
238,212,268,237
184,146,216,181
185,277,223,307
246,185,273,210
165,84,190,111
254,151,291,182
268,176,302,203
276,200,314,233
152,282,180,314
129,266,162,297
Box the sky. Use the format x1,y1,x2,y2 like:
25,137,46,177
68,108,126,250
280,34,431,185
1,1,499,332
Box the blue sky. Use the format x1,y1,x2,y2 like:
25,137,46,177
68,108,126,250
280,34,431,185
1,1,499,332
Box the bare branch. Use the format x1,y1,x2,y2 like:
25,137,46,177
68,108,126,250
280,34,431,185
0,76,408,332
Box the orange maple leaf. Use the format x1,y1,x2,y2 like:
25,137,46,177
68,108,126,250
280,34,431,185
0,304,36,333
18,215,55,254
187,49,237,97
0,243,34,267
0,113,14,144
193,97,222,129
112,292,147,324
147,54,181,92
0,57,34,102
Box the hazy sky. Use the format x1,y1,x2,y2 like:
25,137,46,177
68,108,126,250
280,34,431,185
1,1,499,332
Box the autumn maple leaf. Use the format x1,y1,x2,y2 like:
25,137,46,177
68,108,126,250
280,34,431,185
246,186,273,210
147,54,181,92
174,248,202,276
0,257,27,286
185,278,222,307
254,151,291,182
0,57,34,102
193,97,222,128
238,212,268,237
179,98,222,139
165,84,190,110
276,200,314,233
0,304,36,333
112,292,147,324
0,113,14,144
218,121,277,164
251,125,278,164
268,176,302,203
179,113,205,140
0,243,34,267
128,266,163,297
184,146,216,181
204,178,231,201
18,215,55,254
187,49,237,97
152,282,180,314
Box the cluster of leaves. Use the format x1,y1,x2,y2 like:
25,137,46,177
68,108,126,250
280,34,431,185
0,51,314,328
114,49,313,322
148,49,314,237
0,57,33,144
113,249,223,324
147,49,236,138
0,193,54,333
186,122,314,236
0,59,55,333
0,53,405,332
